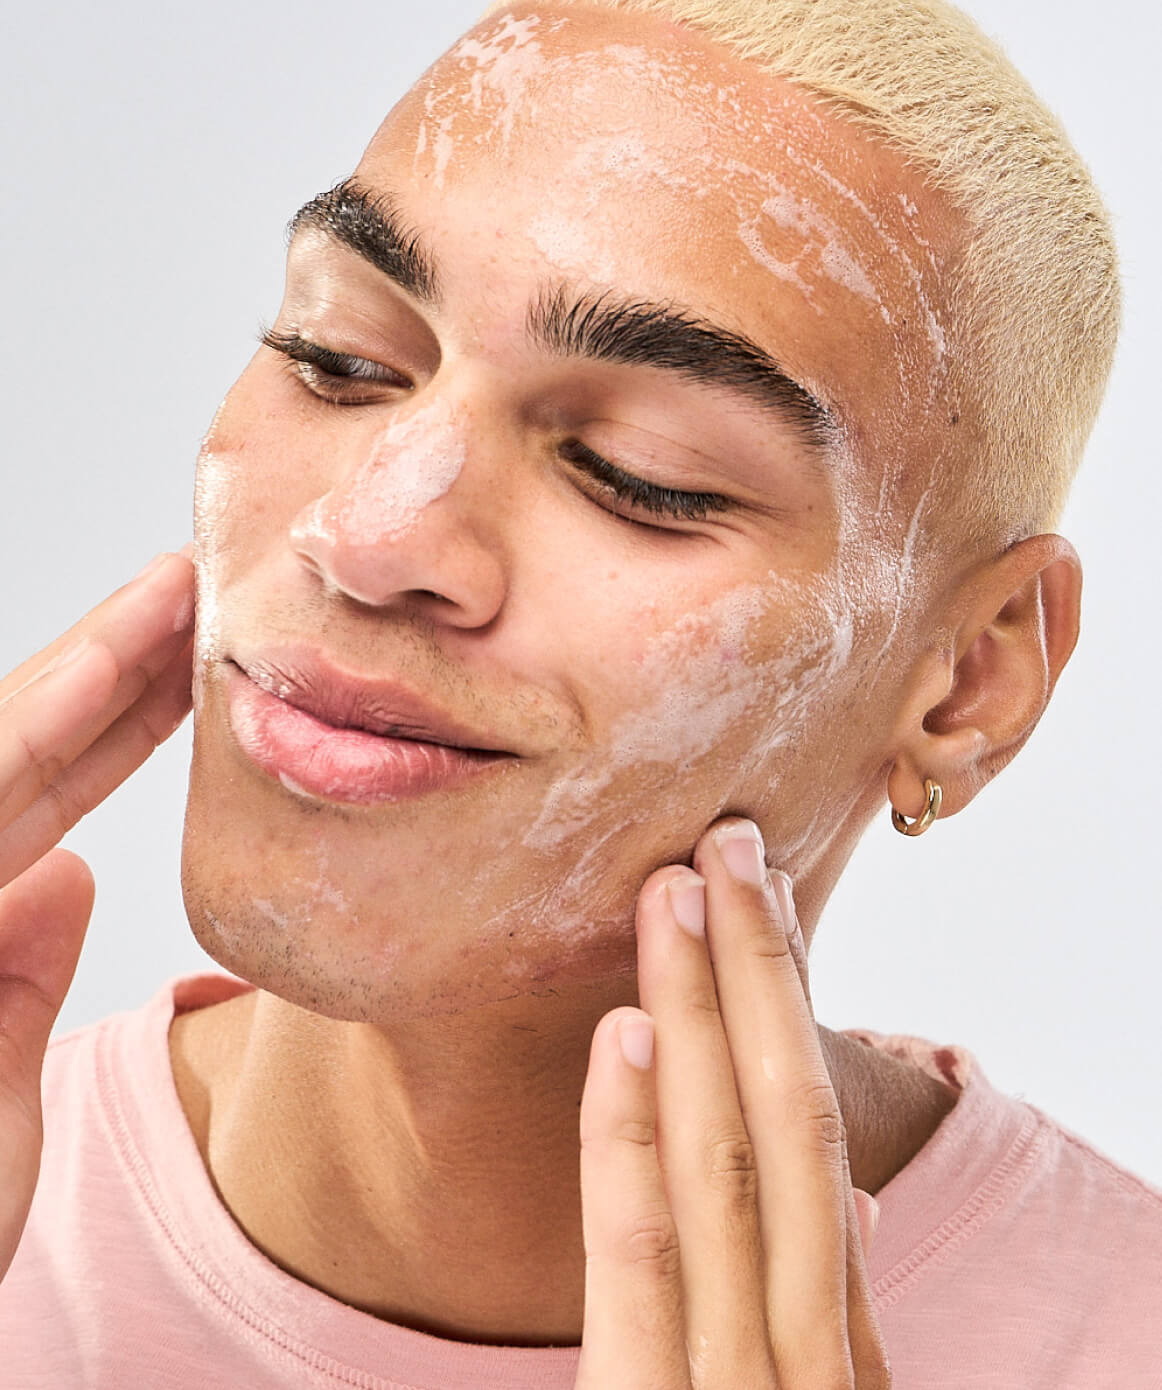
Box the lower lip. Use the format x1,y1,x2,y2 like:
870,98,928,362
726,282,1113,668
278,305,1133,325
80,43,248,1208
224,665,513,805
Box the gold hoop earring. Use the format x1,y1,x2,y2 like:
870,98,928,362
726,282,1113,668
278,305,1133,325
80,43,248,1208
891,778,942,837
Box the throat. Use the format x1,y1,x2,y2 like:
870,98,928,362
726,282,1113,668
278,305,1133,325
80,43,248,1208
820,1026,961,1195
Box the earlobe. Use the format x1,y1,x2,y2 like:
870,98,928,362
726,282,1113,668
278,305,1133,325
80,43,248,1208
888,534,1082,823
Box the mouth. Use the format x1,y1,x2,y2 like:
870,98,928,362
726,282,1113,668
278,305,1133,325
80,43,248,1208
222,649,517,806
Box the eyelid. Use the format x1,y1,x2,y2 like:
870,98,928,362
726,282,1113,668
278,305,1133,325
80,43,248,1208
560,438,732,525
259,327,412,391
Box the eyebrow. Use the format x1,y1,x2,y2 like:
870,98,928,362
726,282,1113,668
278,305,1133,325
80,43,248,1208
288,179,839,452
288,178,439,305
528,286,838,451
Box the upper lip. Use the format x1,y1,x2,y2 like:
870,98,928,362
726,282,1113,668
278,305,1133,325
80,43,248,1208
231,646,515,753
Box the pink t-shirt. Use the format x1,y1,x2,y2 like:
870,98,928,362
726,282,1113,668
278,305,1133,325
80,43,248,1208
2,972,1160,1388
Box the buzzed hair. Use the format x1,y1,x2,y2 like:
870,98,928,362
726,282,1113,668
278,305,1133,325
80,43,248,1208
484,0,1120,554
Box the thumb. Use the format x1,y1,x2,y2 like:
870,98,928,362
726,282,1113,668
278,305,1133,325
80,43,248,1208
853,1188,881,1263
0,847,95,1125
0,848,95,1275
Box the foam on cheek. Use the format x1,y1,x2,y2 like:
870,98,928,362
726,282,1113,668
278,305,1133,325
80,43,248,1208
298,403,467,550
469,570,859,969
191,427,235,710
520,569,856,862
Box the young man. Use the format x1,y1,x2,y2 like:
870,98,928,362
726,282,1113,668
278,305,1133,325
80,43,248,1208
0,1,1157,1386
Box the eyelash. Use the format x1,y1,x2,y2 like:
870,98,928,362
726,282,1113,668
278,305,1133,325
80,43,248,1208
259,328,732,525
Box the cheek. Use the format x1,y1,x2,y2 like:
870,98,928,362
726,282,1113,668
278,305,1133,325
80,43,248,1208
521,571,859,866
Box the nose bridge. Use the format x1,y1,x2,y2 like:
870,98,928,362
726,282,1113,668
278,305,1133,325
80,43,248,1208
310,394,469,548
289,392,506,622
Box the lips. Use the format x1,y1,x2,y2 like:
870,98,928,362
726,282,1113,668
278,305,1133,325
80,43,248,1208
223,647,516,805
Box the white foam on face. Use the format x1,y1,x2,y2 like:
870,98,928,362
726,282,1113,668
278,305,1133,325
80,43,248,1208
298,401,467,551
249,840,351,933
191,410,234,713
415,12,561,188
467,558,864,969
738,191,884,314
521,566,857,860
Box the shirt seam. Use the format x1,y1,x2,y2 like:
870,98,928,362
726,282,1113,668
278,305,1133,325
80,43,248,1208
1025,1105,1162,1210
870,1105,1049,1310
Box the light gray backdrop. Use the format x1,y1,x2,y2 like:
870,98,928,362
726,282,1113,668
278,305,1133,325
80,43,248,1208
3,2,1158,1181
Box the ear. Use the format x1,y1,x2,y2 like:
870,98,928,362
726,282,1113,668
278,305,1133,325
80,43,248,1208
887,534,1082,821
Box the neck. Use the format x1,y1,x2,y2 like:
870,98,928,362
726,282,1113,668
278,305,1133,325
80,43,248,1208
169,978,956,1347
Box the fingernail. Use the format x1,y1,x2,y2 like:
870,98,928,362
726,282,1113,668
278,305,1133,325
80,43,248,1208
771,870,800,940
666,873,706,938
134,552,170,582
619,1015,655,1070
178,541,194,559
45,636,92,674
714,820,767,886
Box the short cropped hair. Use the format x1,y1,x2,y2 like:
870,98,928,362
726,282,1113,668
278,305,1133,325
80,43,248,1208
481,0,1120,552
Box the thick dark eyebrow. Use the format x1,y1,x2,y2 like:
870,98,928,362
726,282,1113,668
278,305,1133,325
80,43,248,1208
529,285,839,453
287,178,439,305
286,182,836,451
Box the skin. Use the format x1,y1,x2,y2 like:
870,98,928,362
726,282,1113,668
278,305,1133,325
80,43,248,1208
0,1,1081,1376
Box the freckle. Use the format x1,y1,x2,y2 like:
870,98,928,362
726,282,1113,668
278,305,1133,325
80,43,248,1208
949,411,960,425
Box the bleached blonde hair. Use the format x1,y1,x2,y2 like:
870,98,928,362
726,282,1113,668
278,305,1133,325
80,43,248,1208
484,0,1120,553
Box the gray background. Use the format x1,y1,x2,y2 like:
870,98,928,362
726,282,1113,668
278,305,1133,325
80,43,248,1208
3,2,1158,1181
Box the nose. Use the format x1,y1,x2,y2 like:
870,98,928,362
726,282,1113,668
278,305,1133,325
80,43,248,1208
289,400,506,626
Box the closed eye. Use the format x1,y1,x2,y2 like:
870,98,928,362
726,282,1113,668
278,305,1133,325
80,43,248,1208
261,327,731,526
260,327,412,400
559,439,732,524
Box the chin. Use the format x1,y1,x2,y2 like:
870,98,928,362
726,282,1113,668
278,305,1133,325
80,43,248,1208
178,801,641,1026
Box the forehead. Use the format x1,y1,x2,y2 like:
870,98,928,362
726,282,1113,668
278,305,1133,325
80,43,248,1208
356,3,963,464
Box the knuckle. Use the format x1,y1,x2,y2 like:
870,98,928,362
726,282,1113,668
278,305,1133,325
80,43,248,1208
40,778,82,841
580,1113,656,1154
620,1210,682,1278
780,1077,845,1150
131,701,169,753
704,1128,760,1201
11,728,64,804
750,920,795,963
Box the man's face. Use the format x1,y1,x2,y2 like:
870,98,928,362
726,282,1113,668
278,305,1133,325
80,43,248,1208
182,4,963,1021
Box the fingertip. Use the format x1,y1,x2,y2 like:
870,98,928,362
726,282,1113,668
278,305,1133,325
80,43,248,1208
617,1011,655,1070
853,1188,881,1259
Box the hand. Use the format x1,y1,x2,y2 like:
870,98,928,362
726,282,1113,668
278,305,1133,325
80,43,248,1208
0,549,194,1278
576,818,891,1388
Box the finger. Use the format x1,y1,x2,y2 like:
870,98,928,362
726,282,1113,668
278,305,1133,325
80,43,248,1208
0,639,193,886
774,872,893,1383
771,870,813,1011
693,819,853,1382
0,548,191,703
576,1007,692,1390
852,1189,881,1264
0,848,95,1274
634,868,775,1384
0,555,193,830
845,1181,893,1385
0,643,120,823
